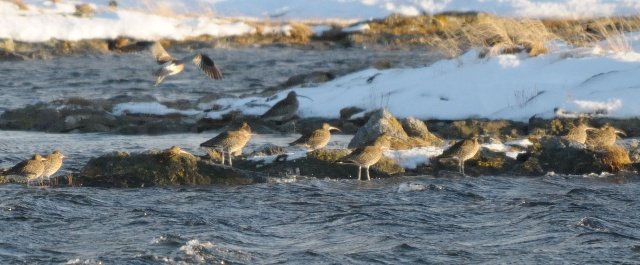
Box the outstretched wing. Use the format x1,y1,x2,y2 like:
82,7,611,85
193,53,223,80
150,42,174,64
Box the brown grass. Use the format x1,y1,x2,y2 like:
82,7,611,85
349,13,640,57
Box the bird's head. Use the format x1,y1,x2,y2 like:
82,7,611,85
322,123,341,132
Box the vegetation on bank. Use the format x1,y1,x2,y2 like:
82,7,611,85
1,12,639,60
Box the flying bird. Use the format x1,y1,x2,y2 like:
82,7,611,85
150,41,223,86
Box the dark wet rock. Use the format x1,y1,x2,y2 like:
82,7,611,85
237,148,404,179
518,136,633,174
0,51,27,61
250,144,286,156
428,148,520,176
339,106,365,120
281,71,335,88
70,148,262,187
0,103,62,131
348,109,435,149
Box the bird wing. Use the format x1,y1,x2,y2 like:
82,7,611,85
289,132,312,146
440,139,466,158
150,42,174,64
261,97,297,119
192,53,223,80
200,131,231,148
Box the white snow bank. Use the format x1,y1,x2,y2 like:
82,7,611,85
112,102,202,116
202,34,640,122
0,3,255,42
81,0,640,19
385,146,443,169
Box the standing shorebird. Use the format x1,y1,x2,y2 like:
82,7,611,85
563,123,595,144
150,41,223,86
439,136,480,175
200,122,252,167
1,154,47,185
289,123,341,151
586,125,626,148
42,151,65,185
261,91,314,122
338,134,391,181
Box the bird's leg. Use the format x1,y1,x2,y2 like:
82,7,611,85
460,159,465,176
228,152,233,167
220,151,225,165
366,166,371,181
357,166,362,181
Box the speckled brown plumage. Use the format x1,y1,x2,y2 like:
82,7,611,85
200,122,252,166
339,134,391,180
290,123,340,151
2,154,47,184
43,150,65,182
586,125,625,148
440,136,480,175
563,123,592,144
261,91,299,122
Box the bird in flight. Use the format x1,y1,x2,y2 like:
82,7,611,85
150,41,223,86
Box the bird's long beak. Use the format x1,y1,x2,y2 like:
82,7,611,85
329,126,341,132
297,94,314,102
585,126,598,131
615,130,627,136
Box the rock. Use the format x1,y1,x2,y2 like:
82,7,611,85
348,109,434,149
530,136,607,174
339,106,365,120
0,51,27,61
401,117,444,146
0,104,61,131
431,148,520,176
242,148,404,179
281,71,335,88
74,148,262,187
348,109,408,148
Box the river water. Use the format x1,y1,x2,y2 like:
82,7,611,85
1,47,640,264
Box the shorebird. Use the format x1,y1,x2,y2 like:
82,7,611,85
439,136,480,175
42,151,65,185
261,91,312,122
338,134,391,181
150,41,223,86
200,122,252,167
562,123,595,144
586,125,626,148
1,154,47,185
289,123,341,151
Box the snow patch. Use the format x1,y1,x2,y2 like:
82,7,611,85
112,102,202,116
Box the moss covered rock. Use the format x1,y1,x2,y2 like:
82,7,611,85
72,147,260,187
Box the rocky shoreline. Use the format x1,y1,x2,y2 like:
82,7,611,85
2,109,639,188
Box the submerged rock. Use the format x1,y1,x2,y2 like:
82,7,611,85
238,148,404,179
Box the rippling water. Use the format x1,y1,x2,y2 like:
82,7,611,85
2,47,640,264
0,46,439,111
1,175,639,264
